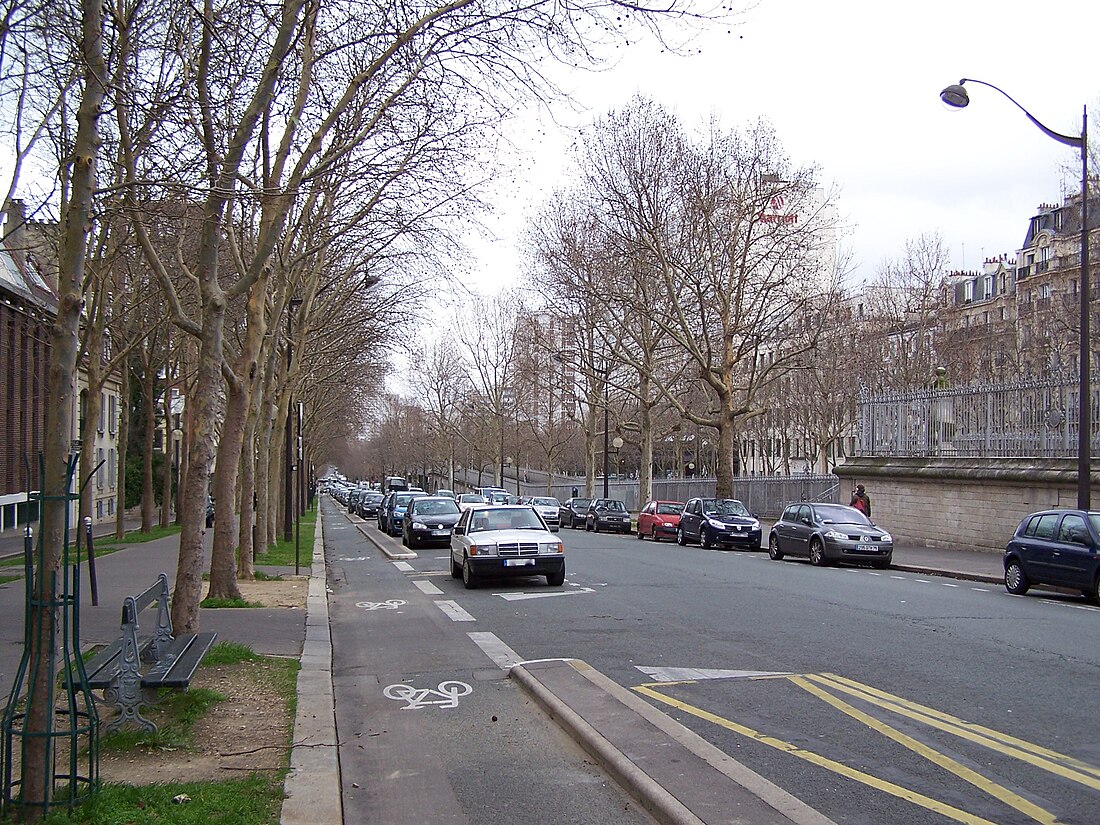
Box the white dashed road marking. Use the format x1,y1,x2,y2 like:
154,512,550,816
393,561,414,572
413,580,443,595
435,600,476,622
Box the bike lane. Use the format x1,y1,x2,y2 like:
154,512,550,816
322,500,658,825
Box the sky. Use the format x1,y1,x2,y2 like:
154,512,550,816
458,0,1100,294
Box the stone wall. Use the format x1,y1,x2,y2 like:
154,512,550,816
835,456,1099,552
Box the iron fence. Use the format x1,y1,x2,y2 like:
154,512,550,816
857,373,1100,458
453,468,839,517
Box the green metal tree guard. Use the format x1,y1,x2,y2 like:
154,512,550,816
1,454,99,818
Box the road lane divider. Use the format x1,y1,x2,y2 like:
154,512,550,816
435,600,475,622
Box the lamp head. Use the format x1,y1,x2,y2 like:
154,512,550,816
940,83,970,109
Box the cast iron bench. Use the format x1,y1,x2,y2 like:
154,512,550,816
83,573,217,732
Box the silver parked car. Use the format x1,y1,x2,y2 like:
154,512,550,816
768,502,892,568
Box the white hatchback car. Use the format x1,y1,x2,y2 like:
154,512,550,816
450,504,565,589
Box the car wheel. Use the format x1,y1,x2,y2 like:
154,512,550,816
1084,576,1100,604
676,527,687,546
450,556,461,579
651,527,660,542
701,528,714,549
546,567,565,587
809,538,827,566
592,521,599,534
401,532,408,547
1005,560,1029,595
768,534,784,560
636,527,645,540
462,557,477,589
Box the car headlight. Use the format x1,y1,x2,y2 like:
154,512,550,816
824,530,847,541
707,518,725,529
412,521,428,530
880,532,892,542
540,541,565,554
469,543,498,556
749,520,760,530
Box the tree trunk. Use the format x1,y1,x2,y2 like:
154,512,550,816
22,0,104,812
79,380,100,526
716,412,736,498
171,295,225,634
208,373,246,600
141,354,155,531
114,363,130,540
238,401,258,579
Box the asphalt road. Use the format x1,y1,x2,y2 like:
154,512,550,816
351,510,1100,825
322,500,659,825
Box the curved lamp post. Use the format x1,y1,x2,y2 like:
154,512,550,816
940,78,1090,509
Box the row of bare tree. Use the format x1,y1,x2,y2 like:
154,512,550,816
2,0,741,816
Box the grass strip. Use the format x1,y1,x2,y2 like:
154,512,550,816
254,507,316,568
200,596,265,609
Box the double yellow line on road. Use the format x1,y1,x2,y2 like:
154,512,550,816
635,672,1096,825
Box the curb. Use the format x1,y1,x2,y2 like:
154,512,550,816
891,564,1002,585
352,517,416,559
280,516,342,825
513,659,837,825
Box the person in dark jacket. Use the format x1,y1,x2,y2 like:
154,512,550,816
849,484,871,518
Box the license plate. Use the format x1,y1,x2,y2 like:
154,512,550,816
857,544,878,553
504,559,535,567
433,529,450,536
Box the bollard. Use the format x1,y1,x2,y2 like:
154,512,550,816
85,516,98,607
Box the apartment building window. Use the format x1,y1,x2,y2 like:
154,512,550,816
964,281,974,303
108,394,117,434
108,497,115,516
96,447,104,489
1071,279,1078,294
983,275,993,299
108,448,116,489
999,274,1007,294
98,392,105,433
96,501,103,519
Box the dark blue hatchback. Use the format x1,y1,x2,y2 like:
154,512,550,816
1004,509,1100,601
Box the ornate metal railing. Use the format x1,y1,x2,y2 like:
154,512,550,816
857,373,1099,458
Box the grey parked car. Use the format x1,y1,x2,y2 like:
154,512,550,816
768,502,892,568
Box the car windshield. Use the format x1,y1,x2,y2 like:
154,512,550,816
701,499,750,517
394,492,423,505
600,500,627,512
469,508,545,532
657,503,684,515
1090,514,1100,535
459,494,487,504
414,499,460,515
533,497,559,507
814,504,871,526
572,499,591,509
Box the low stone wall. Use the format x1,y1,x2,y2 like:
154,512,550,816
835,456,1099,552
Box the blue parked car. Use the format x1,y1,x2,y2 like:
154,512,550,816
1004,509,1100,602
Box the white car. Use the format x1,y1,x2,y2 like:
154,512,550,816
456,493,488,511
450,505,565,589
524,496,561,531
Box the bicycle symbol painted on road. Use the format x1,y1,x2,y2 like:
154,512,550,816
383,680,473,710
355,599,407,611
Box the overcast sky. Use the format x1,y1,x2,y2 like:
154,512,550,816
459,0,1100,294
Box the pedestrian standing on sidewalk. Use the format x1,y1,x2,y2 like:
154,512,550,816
850,484,871,518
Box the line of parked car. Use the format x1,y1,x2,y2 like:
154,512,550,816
325,477,1100,604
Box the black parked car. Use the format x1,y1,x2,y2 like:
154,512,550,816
377,492,395,531
768,502,892,568
677,498,761,550
402,496,462,549
1004,509,1100,601
384,491,428,536
559,498,592,529
356,490,384,519
585,499,631,534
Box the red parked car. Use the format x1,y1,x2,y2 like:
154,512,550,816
637,500,685,542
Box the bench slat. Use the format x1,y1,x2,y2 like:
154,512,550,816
142,632,217,689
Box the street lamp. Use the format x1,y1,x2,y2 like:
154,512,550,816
940,78,1090,508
